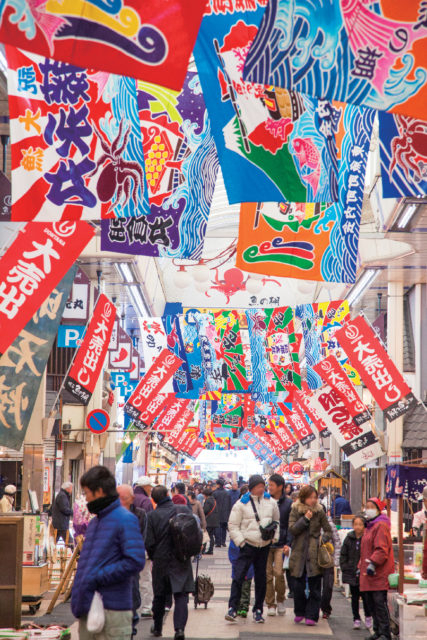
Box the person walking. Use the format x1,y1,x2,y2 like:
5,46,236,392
360,498,394,640
289,485,332,627
145,485,194,640
71,466,145,640
229,482,240,507
320,514,341,620
340,515,373,631
172,482,191,506
213,478,232,547
266,473,292,616
134,476,154,513
188,491,207,530
203,488,219,555
226,474,280,624
330,491,352,521
0,484,16,513
52,482,73,543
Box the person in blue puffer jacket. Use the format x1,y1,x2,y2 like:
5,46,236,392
71,466,145,640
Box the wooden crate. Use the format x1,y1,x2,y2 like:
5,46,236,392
22,563,49,596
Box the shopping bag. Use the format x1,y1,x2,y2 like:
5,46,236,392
87,591,105,634
283,548,291,570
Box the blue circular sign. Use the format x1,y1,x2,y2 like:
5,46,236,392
86,409,110,434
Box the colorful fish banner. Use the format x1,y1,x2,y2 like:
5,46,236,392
0,1,206,90
243,0,427,118
379,111,427,197
193,2,340,204
240,428,282,467
180,310,206,399
0,266,76,450
6,47,149,221
237,103,375,283
162,314,192,395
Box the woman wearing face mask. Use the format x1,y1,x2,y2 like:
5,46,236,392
359,498,394,640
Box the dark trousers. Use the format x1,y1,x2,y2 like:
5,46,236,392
293,571,322,622
285,569,294,595
350,584,372,620
215,522,227,546
206,526,215,552
320,566,334,615
152,591,189,632
228,543,270,613
363,590,391,639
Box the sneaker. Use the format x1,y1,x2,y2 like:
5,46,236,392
150,625,162,637
277,601,286,616
364,617,373,629
294,616,304,624
174,630,185,640
267,607,276,616
237,610,248,618
225,608,237,622
253,610,265,623
322,612,330,619
141,610,153,618
305,619,317,626
353,620,362,630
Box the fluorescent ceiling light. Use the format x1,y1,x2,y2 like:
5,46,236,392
115,262,149,318
116,262,133,283
347,268,381,307
394,202,418,230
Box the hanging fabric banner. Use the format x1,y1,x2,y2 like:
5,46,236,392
64,293,116,405
309,385,383,469
140,317,174,393
268,417,300,457
237,103,375,283
335,315,418,421
180,310,206,399
243,0,427,118
162,314,192,395
240,429,282,468
294,390,330,438
314,355,371,425
124,349,183,425
193,2,339,204
379,111,427,198
284,405,316,447
386,464,427,503
0,1,206,90
7,48,149,221
0,220,94,355
0,265,76,450
108,326,133,370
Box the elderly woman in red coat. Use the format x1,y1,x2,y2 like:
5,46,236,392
359,498,394,640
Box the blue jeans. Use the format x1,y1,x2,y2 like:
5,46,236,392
215,522,227,546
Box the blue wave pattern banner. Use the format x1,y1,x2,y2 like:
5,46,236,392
193,1,339,204
243,0,427,119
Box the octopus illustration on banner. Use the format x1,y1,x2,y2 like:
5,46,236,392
193,1,339,205
0,0,207,90
101,71,219,258
243,0,427,119
379,111,427,197
7,47,149,221
237,103,375,283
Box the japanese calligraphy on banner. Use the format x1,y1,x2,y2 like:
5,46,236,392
162,315,192,395
314,355,371,426
243,0,427,118
64,294,116,405
268,417,300,456
0,1,206,90
62,268,90,322
194,3,340,204
134,393,174,430
124,349,183,425
0,220,94,355
237,103,375,283
309,385,383,469
6,47,150,221
180,310,206,399
334,315,418,421
294,390,330,438
0,265,76,450
240,429,282,468
379,111,427,197
108,326,132,370
285,405,316,447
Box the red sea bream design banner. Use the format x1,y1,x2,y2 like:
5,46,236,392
334,315,417,422
0,1,207,90
0,220,94,354
64,293,116,404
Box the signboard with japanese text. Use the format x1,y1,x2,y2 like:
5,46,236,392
124,349,183,425
0,220,94,355
108,318,120,352
64,294,116,405
0,265,76,450
62,268,90,322
0,1,207,90
334,315,418,421
314,355,371,426
129,349,141,381
309,385,383,469
108,325,132,370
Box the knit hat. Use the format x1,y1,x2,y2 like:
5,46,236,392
248,474,265,491
368,497,385,512
4,484,16,495
172,494,187,505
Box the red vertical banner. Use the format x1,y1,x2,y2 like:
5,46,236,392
268,418,299,456
285,405,316,447
293,391,330,437
155,398,190,435
0,221,95,354
335,315,417,421
314,355,371,425
64,294,116,405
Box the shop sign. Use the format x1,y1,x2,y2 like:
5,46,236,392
62,268,90,322
57,325,85,348
109,326,132,370
64,294,116,405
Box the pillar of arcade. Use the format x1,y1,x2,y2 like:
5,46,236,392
386,281,404,462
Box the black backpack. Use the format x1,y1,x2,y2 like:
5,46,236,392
169,511,203,562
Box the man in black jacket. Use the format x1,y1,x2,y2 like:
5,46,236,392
266,474,292,616
145,485,194,640
52,482,73,543
213,478,232,547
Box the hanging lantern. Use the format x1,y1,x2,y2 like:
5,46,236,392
194,279,210,293
192,263,211,283
173,266,192,288
246,278,263,294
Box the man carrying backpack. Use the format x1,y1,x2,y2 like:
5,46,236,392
145,485,198,640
